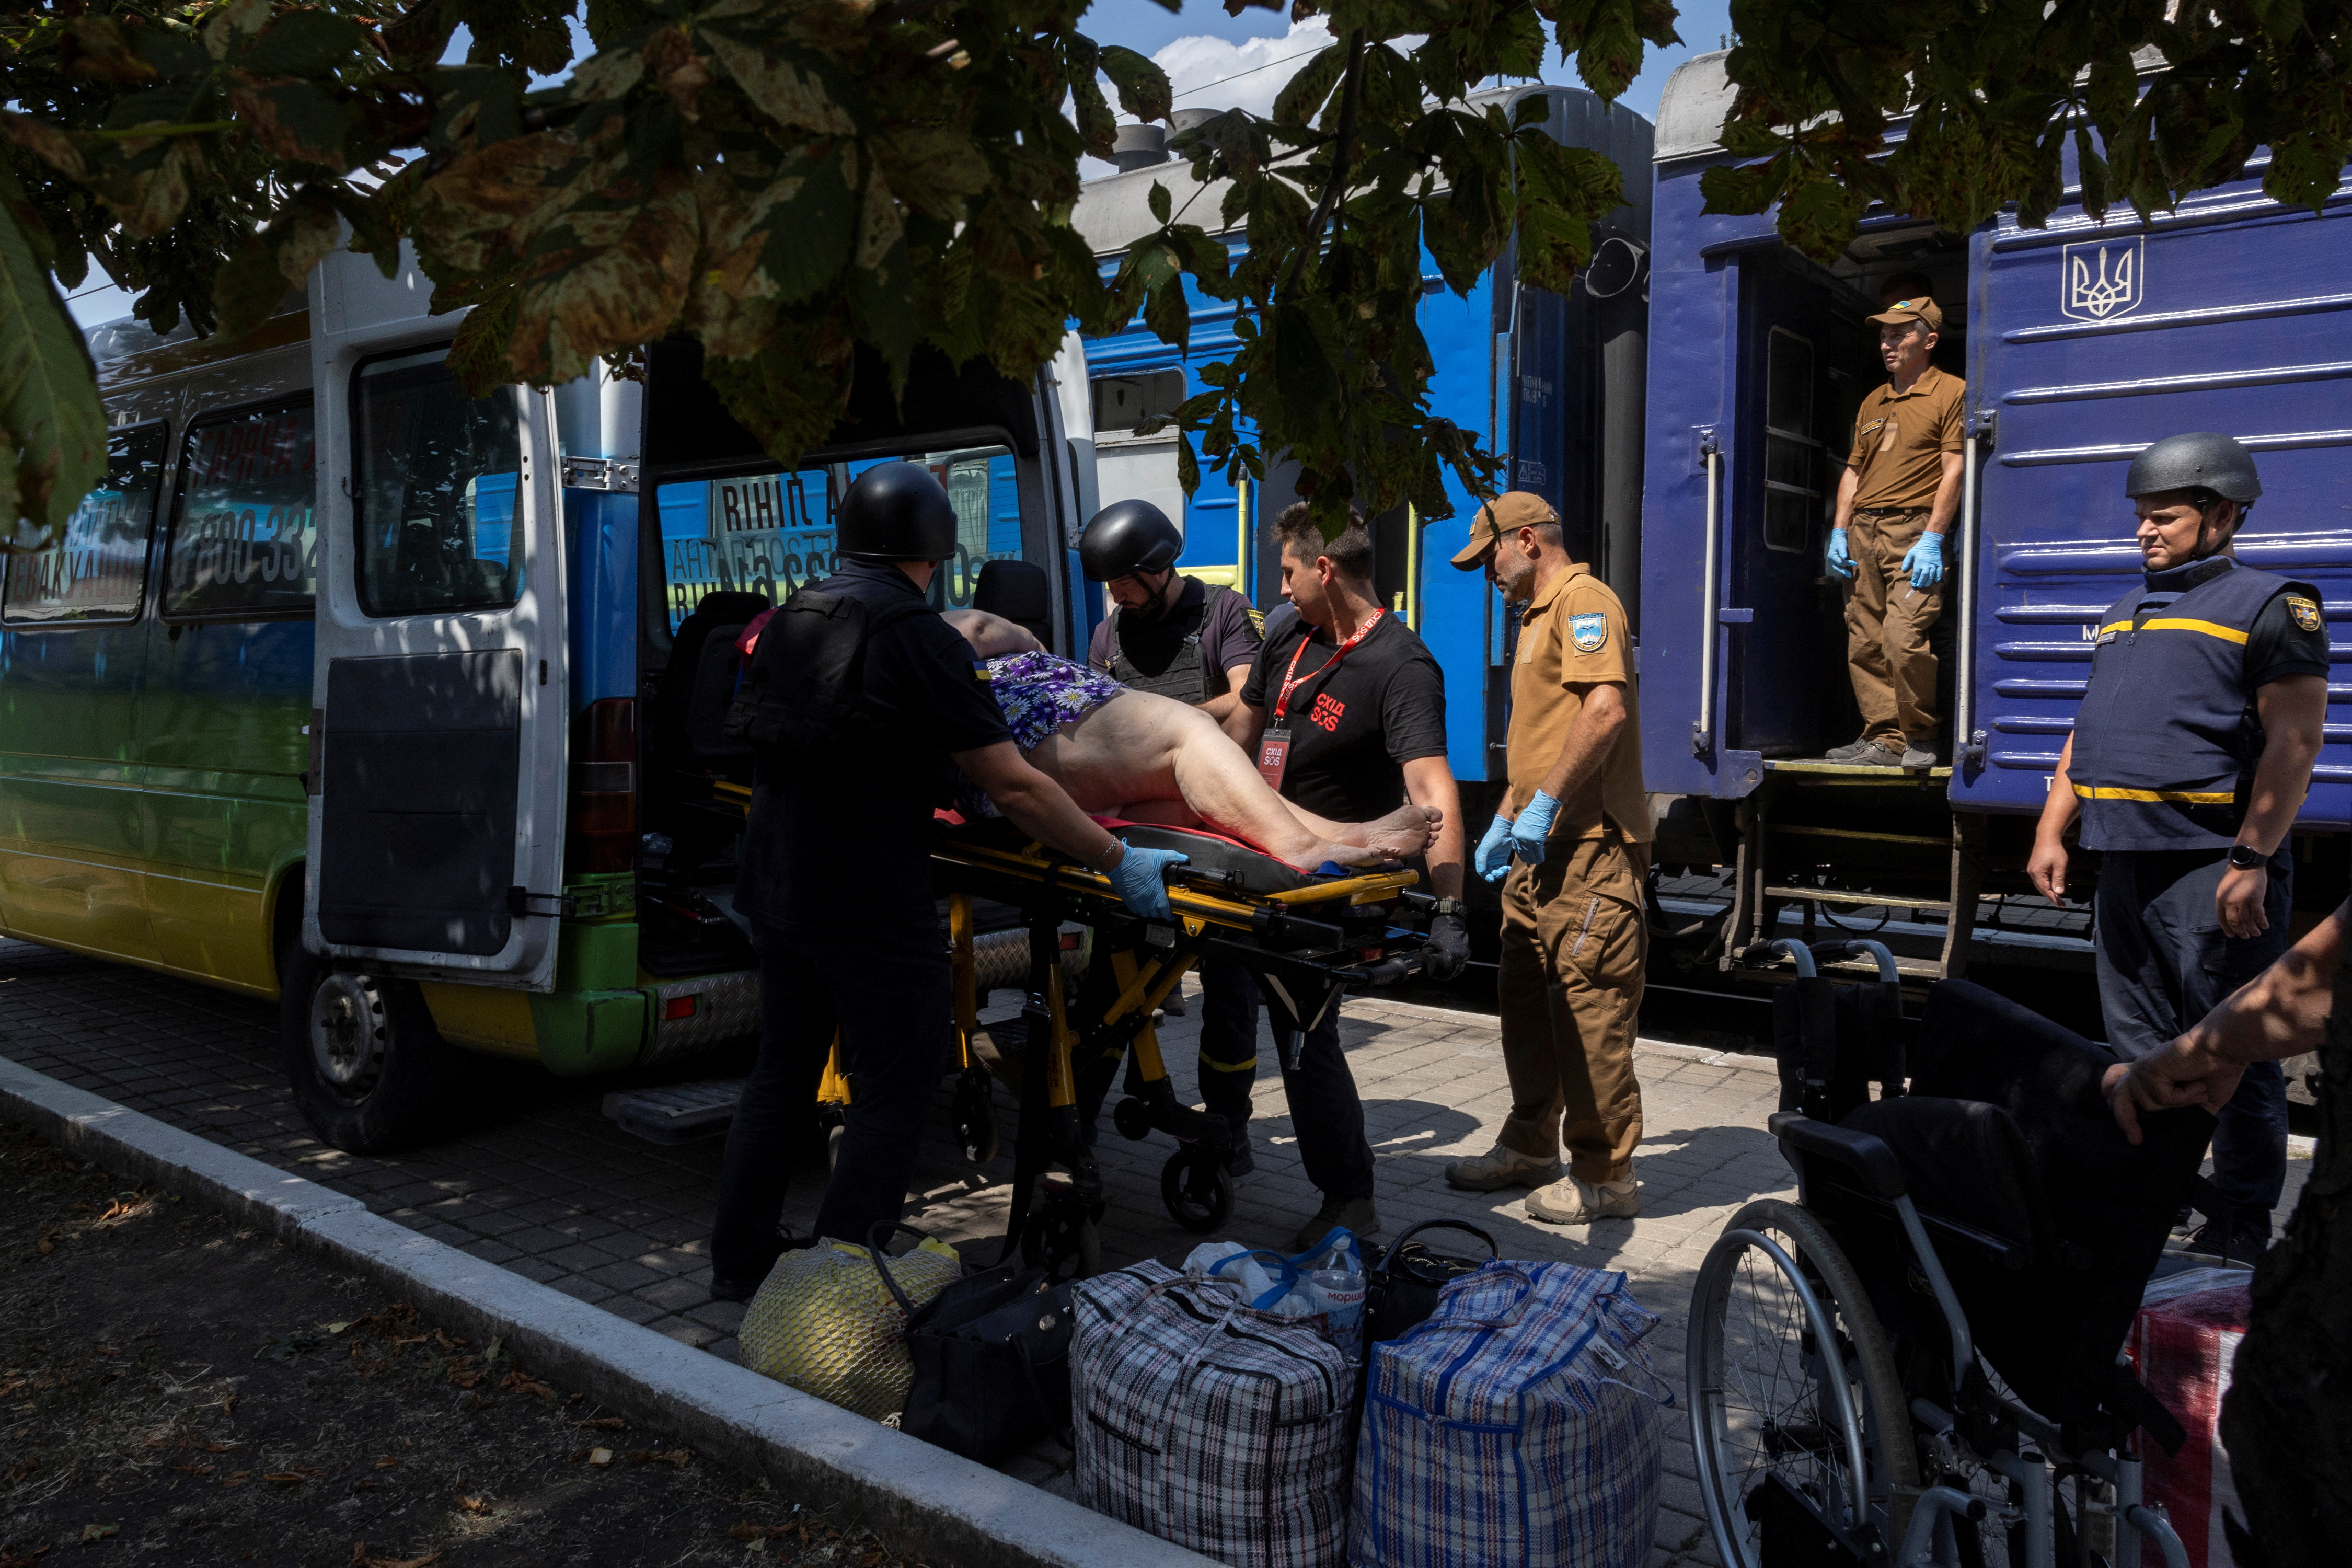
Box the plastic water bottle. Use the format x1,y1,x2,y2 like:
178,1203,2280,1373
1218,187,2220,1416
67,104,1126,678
1311,1269,1367,1362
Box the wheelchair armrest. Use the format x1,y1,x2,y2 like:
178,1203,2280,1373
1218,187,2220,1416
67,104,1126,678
1769,1111,1908,1202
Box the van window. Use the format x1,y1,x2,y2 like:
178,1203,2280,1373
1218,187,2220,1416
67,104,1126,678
164,402,318,617
353,351,524,616
3,421,167,624
655,445,1023,632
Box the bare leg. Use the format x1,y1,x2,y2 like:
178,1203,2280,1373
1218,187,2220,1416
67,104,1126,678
1025,693,1427,867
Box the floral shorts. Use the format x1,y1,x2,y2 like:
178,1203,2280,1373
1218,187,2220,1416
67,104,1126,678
956,651,1126,819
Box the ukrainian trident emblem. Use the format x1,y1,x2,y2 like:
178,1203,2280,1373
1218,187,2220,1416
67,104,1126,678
2060,236,2145,321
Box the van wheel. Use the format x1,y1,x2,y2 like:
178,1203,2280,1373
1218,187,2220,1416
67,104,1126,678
281,953,466,1155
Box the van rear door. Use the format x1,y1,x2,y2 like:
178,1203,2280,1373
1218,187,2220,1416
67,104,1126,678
302,252,568,988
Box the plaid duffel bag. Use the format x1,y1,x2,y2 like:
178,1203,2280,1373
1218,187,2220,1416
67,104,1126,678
1350,1261,1667,1568
1073,1261,1354,1568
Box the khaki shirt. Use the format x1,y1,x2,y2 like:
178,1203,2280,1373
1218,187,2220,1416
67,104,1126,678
1840,365,1965,511
1507,563,1651,843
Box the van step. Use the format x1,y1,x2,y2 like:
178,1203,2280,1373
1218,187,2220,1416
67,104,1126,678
602,1078,746,1145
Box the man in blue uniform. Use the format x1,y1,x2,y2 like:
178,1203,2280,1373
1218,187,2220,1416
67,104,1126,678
709,463,1187,1299
2028,432,2327,1262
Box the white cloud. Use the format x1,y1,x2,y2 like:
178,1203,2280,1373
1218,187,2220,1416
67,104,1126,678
1080,18,1336,179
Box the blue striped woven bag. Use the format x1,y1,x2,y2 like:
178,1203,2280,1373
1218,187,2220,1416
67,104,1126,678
1348,1261,1667,1568
1072,1261,1355,1568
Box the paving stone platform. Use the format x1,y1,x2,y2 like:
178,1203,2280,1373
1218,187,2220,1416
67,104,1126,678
0,938,2311,1567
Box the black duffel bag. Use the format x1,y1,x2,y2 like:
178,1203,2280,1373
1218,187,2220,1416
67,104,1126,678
867,1227,1075,1462
1363,1219,1500,1348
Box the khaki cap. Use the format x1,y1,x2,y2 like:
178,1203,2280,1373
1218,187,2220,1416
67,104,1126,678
1450,491,1559,569
1869,296,1943,331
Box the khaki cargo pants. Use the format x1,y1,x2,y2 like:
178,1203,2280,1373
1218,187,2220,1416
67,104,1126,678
1844,506,1942,749
1495,835,1648,1184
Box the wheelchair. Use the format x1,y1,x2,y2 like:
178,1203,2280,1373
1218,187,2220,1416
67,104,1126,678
1689,941,2226,1568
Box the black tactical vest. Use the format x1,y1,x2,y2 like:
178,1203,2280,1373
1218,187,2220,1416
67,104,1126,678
1105,589,1218,703
723,587,932,769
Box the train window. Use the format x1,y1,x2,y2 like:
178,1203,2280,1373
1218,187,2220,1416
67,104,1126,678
3,421,167,625
1091,371,1186,435
163,400,318,618
1762,327,1820,554
654,445,1024,633
352,350,524,616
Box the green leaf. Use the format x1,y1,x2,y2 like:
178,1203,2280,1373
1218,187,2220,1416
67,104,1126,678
701,31,858,136
1273,45,1346,128
239,11,366,78
0,199,106,550
1099,47,1172,125
1148,180,1171,225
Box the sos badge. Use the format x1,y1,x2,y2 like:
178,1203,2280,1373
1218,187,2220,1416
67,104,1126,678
1256,725,1292,792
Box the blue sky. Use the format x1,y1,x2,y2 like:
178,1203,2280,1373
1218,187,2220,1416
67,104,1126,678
64,3,1730,328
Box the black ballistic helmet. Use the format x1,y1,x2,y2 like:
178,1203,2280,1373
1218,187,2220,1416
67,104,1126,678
835,462,959,562
1080,499,1183,582
2125,432,2263,506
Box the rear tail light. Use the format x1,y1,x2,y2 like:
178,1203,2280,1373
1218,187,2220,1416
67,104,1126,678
568,697,637,875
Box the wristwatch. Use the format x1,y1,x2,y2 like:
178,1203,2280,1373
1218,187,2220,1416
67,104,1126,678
1431,897,1465,917
2227,843,2267,870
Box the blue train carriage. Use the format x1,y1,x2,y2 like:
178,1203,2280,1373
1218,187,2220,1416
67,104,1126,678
1640,50,2352,990
1070,86,1653,841
0,244,1093,1153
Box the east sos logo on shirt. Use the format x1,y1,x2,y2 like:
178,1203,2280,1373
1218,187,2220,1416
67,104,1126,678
1309,693,1346,732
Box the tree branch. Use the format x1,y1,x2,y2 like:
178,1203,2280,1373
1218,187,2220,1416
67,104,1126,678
1283,29,1366,297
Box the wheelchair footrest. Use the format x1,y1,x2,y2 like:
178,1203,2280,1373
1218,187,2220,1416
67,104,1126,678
1114,1096,1229,1150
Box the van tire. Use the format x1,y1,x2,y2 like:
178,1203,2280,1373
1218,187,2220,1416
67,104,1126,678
280,944,468,1155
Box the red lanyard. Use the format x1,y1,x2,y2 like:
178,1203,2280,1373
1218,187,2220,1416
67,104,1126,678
1272,609,1385,721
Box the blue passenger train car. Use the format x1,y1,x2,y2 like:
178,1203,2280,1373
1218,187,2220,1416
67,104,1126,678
1072,85,1654,807
1639,52,2352,984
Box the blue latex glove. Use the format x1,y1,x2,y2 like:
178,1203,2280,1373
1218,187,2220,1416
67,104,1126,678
1473,813,1516,884
1901,530,1945,591
1508,790,1563,868
1826,527,1855,580
1108,844,1188,921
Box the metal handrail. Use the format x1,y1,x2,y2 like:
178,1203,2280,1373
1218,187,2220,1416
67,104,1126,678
1954,418,1989,767
1692,437,1722,756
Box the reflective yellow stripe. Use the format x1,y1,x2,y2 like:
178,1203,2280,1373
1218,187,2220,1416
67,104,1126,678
1198,1053,1258,1074
2137,617,2249,644
2098,620,2134,639
2072,784,2236,803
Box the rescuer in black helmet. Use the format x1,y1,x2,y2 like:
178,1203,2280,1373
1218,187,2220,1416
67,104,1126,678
711,462,1187,1298
1080,499,1264,721
1069,494,1268,1160
2027,432,2323,1262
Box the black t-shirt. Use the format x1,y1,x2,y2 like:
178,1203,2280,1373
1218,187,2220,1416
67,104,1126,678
734,562,1011,933
2241,590,2332,688
1240,611,1448,822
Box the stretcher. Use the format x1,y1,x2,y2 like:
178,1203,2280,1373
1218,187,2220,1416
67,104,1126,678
930,816,1434,1280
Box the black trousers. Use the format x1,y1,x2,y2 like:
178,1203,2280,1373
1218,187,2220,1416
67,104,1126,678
710,919,954,1281
2093,846,2291,1220
1193,948,1376,1201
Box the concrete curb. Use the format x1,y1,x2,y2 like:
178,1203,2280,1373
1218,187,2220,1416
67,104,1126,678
0,1055,1217,1568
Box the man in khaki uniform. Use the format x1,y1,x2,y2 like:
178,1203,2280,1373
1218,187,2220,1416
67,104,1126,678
1825,295,1965,768
1442,493,1652,1223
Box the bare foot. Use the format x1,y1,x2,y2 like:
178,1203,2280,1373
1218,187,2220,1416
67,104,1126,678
1355,803,1434,859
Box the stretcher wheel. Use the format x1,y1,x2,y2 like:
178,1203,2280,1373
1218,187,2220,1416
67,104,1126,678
1020,1203,1102,1284
1161,1144,1235,1235
953,1072,1000,1165
1112,1096,1155,1142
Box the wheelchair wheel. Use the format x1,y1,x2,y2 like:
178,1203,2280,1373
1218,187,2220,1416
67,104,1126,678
1160,1143,1235,1235
1689,1198,1919,1568
952,1071,1000,1165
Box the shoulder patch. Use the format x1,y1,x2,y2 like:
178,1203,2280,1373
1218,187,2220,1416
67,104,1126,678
1247,607,1265,635
2287,595,2322,632
1568,612,1609,653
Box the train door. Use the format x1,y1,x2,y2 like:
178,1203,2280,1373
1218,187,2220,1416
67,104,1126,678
1726,251,1859,756
303,258,569,988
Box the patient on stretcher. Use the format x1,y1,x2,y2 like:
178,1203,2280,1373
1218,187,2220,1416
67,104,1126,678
943,609,1436,869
